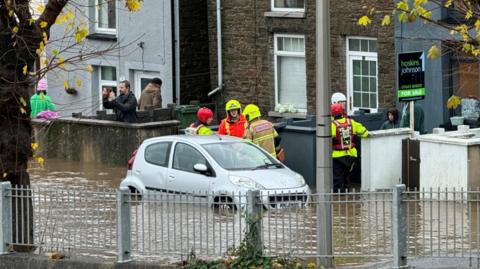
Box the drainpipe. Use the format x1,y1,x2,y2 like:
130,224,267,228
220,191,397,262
208,0,222,97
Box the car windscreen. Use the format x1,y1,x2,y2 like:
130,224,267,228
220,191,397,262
202,142,282,170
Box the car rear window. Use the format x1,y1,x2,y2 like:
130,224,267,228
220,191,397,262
145,142,171,167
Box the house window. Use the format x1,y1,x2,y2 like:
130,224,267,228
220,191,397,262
347,37,378,113
272,0,305,11
274,34,306,112
95,0,116,34
134,71,161,98
98,66,117,109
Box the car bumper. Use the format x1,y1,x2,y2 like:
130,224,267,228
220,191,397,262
260,185,311,208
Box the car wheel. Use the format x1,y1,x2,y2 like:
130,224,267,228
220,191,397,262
212,195,237,211
128,186,142,201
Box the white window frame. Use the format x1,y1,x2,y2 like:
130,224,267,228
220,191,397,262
134,71,161,98
98,66,117,110
271,0,305,12
274,33,306,113
94,0,117,35
346,36,378,114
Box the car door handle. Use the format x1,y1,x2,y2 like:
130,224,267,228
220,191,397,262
135,169,141,174
168,174,175,180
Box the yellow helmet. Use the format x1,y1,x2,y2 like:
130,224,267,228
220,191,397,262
225,99,241,112
243,104,261,122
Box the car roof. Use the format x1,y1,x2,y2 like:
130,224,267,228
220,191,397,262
143,135,244,145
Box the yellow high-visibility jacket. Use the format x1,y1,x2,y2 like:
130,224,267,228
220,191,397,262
331,117,368,158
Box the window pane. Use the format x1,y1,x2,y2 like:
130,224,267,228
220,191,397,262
173,143,206,173
278,37,304,52
101,66,116,81
145,143,171,167
362,60,369,75
362,93,369,108
369,40,377,52
353,60,361,75
354,92,361,107
274,0,305,9
369,61,376,76
353,76,361,91
277,56,306,109
370,77,376,93
140,78,151,91
360,40,369,52
362,77,369,92
98,0,116,29
349,39,360,51
369,94,377,108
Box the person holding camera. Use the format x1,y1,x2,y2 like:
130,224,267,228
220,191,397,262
102,80,138,123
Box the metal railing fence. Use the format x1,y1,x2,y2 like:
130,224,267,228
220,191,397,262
2,181,480,267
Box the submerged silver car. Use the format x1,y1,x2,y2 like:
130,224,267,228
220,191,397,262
120,135,311,208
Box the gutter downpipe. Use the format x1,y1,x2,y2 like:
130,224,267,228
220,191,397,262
208,0,222,97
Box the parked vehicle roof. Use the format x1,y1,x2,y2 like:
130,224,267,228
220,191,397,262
143,135,243,145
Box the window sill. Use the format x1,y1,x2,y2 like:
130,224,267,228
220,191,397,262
87,33,118,42
264,11,305,18
268,111,307,119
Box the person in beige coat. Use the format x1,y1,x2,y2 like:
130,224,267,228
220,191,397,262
138,77,162,110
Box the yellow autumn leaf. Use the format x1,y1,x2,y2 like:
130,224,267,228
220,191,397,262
447,95,461,110
57,57,66,68
36,4,45,14
36,41,45,55
12,26,18,34
74,25,89,43
398,11,408,23
357,15,371,27
40,21,48,28
444,0,452,8
20,97,27,107
36,157,45,167
22,65,28,75
427,45,440,59
31,143,39,150
75,79,82,87
466,9,473,20
63,80,69,89
125,0,142,12
41,58,49,66
8,10,13,17
20,107,26,114
381,15,391,26
85,65,94,73
397,1,409,11
66,10,75,21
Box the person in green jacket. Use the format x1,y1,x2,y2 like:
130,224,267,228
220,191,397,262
30,78,56,118
400,102,425,134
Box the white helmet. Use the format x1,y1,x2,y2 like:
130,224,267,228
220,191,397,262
331,92,347,104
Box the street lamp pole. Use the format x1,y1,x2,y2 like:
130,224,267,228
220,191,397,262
316,0,333,267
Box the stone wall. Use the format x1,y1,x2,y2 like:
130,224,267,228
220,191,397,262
179,0,212,104
207,0,395,116
32,118,179,166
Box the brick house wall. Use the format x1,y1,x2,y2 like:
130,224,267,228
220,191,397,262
207,0,395,117
179,0,212,104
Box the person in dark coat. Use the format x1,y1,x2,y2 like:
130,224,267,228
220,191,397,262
380,108,400,130
103,80,138,123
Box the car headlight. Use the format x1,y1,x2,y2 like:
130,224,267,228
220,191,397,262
229,175,265,190
295,173,306,186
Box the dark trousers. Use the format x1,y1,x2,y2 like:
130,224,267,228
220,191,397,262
333,156,356,192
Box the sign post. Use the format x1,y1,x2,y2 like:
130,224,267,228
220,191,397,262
398,51,426,131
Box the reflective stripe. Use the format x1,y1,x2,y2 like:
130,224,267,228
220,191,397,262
252,133,276,143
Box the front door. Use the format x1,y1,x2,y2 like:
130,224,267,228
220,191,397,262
347,55,378,114
167,142,213,195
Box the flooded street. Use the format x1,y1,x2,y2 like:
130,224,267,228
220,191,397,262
24,159,480,266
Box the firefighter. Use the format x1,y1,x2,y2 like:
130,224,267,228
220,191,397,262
331,103,368,191
243,104,278,157
186,107,214,135
218,99,248,138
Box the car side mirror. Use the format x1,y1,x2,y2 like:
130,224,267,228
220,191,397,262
193,163,209,174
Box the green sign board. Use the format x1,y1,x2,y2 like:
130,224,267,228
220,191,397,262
398,51,425,102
